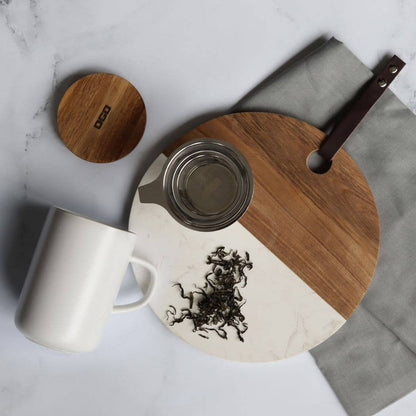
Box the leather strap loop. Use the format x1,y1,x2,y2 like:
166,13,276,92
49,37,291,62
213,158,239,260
318,55,406,161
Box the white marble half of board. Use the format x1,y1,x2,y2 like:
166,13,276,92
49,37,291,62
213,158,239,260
129,154,345,362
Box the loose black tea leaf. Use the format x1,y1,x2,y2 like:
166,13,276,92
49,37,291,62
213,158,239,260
166,247,253,342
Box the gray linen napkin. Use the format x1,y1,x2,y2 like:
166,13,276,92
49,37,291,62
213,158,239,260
235,37,416,416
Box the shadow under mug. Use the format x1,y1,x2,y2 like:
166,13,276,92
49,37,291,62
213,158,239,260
15,207,157,353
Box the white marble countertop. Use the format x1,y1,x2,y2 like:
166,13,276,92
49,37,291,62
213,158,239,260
1,1,416,415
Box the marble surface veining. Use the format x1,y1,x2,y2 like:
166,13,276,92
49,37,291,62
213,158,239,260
1,0,416,415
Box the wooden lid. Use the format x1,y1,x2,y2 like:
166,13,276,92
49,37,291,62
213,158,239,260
57,73,146,163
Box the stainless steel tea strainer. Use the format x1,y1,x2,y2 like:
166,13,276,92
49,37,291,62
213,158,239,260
138,139,254,231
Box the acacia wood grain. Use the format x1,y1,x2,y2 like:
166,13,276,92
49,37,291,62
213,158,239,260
164,112,380,319
57,73,146,163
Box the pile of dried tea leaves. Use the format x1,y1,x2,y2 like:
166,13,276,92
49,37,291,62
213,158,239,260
166,247,253,342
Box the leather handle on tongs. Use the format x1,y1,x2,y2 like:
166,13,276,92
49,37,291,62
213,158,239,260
318,55,406,161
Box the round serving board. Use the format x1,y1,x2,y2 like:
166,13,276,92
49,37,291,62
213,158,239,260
57,73,146,163
129,112,379,362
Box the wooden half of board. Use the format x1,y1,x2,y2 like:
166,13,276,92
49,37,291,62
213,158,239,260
164,112,380,319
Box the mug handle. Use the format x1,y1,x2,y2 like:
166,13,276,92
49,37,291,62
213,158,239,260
112,257,157,313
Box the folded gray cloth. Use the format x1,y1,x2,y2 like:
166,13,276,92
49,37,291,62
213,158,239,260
235,37,416,416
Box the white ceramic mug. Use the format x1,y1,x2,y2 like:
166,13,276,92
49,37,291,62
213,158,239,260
15,207,157,353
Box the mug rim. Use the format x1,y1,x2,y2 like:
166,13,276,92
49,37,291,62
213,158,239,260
52,206,137,237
